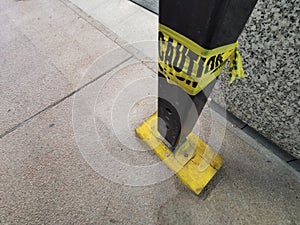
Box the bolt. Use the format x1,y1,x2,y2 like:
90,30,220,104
165,153,170,157
184,153,189,157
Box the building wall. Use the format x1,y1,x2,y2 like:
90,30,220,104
212,0,300,158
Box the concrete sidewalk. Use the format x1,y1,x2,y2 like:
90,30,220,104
0,0,299,224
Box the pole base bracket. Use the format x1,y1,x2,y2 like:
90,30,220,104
135,112,224,195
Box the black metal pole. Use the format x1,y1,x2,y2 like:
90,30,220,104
158,0,257,149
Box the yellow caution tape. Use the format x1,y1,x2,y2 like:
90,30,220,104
159,23,245,95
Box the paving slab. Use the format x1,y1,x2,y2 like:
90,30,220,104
0,31,72,135
0,98,118,224
0,0,14,13
69,0,158,56
1,57,299,224
0,61,178,224
70,56,300,225
0,0,131,137
1,1,299,224
4,0,128,87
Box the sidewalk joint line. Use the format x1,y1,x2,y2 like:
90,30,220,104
0,55,133,139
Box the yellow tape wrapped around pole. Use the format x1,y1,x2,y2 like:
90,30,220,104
159,23,245,95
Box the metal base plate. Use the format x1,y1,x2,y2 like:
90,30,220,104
135,112,224,195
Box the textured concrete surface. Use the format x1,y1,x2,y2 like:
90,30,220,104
211,0,300,159
1,58,299,224
69,0,158,58
0,0,131,136
1,0,299,224
70,0,300,160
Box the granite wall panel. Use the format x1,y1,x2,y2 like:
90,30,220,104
211,0,300,158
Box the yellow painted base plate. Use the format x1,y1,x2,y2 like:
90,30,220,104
135,112,224,195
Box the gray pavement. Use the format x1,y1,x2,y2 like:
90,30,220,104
0,0,299,225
